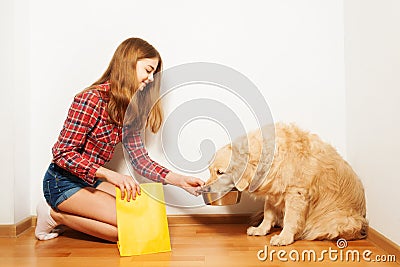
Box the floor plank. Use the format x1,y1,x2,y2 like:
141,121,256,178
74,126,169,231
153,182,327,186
0,225,398,267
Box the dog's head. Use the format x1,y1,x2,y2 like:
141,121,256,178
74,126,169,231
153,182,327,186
204,144,237,191
202,126,275,194
204,134,262,192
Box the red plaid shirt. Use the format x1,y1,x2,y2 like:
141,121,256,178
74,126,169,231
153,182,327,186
52,82,169,185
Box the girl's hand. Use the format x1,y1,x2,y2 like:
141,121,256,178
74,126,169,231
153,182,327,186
165,172,205,196
96,167,141,201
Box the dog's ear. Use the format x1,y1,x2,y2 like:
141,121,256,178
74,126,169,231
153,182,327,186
237,138,249,155
231,142,252,191
234,177,249,191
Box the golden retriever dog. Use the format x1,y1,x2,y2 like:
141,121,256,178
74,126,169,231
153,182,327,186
203,123,368,246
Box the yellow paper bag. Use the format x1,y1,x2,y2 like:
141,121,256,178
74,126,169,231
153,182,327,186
116,183,171,256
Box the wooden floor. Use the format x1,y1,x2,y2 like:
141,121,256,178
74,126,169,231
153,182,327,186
0,224,398,267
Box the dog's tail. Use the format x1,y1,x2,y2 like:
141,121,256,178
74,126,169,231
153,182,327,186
249,210,264,226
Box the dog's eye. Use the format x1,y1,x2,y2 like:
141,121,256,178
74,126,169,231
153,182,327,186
216,169,225,175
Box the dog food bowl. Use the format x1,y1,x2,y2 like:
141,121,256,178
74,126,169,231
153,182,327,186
201,188,242,206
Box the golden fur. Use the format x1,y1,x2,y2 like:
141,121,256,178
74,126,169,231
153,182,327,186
205,123,368,246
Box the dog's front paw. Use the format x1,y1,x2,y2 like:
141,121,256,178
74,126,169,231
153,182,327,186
270,234,294,246
247,226,269,236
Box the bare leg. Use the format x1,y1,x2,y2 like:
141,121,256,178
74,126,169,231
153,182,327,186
51,210,117,242
52,186,118,242
96,181,117,197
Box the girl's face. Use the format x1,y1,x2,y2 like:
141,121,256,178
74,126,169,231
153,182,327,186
136,57,159,91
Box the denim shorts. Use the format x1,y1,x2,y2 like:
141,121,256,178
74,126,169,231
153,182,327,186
43,163,103,211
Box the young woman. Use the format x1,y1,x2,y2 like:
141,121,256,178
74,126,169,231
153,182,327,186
35,38,204,242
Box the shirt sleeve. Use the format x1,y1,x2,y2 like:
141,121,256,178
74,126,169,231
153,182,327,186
52,91,102,185
122,128,170,184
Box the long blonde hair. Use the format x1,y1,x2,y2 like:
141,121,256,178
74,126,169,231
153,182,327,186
90,37,163,133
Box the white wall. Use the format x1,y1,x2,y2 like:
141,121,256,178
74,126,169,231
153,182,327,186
29,0,346,215
14,0,31,225
0,0,16,225
0,0,31,224
344,0,400,245
0,0,346,223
